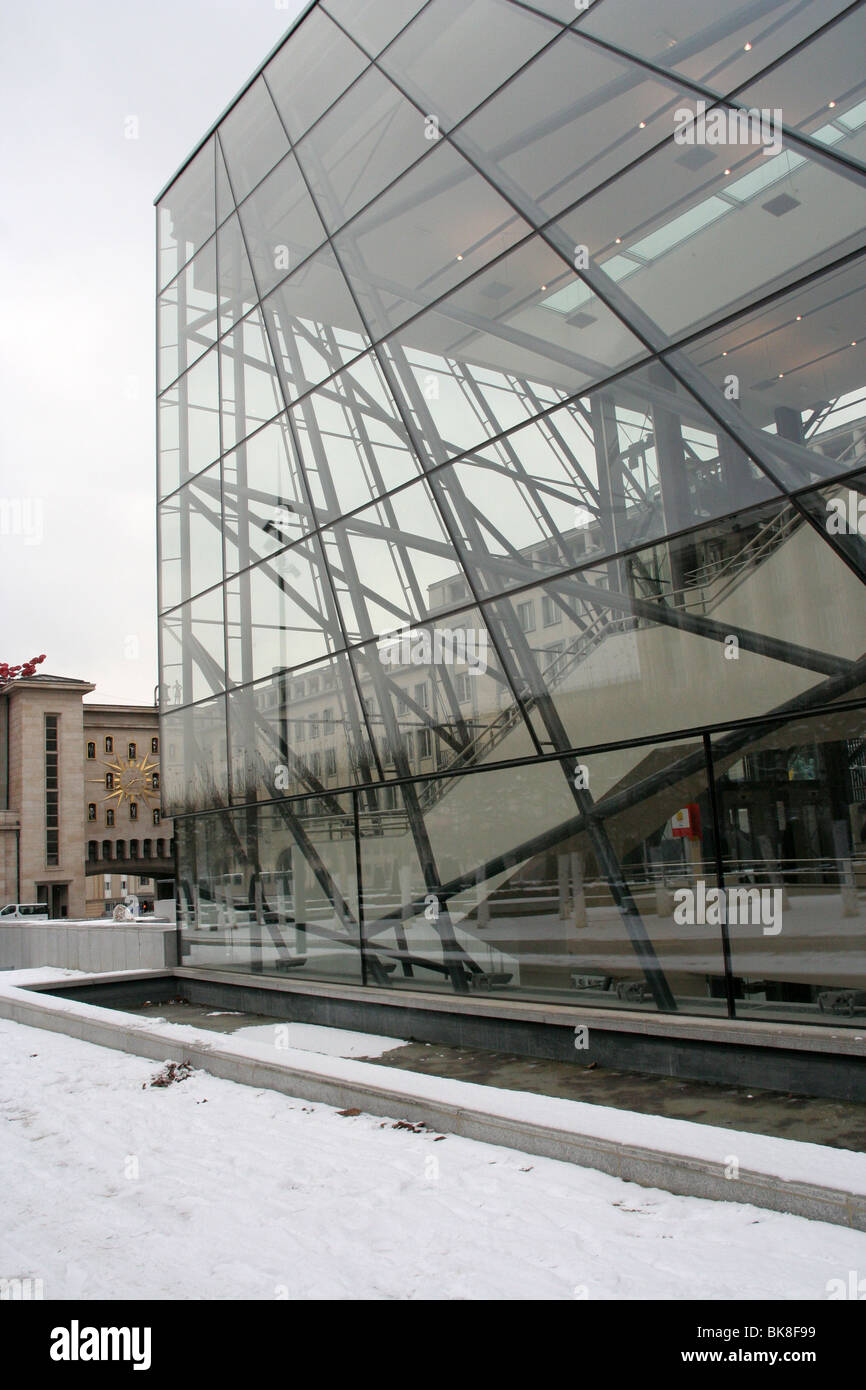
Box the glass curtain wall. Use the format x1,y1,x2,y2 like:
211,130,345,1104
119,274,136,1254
157,0,866,1023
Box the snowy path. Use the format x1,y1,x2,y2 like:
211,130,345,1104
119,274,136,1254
1,1017,864,1300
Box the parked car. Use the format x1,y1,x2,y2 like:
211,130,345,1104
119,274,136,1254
0,903,50,920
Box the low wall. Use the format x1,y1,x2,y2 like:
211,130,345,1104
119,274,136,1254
0,921,178,973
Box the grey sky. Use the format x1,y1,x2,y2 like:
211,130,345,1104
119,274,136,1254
0,0,304,703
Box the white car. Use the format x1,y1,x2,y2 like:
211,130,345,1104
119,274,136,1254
0,903,49,921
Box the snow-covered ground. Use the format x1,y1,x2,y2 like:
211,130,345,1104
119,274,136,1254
2,1015,865,1300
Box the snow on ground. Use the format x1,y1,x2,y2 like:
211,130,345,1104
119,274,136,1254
229,1021,407,1058
2,1017,865,1301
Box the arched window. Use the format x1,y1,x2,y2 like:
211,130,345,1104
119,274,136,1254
86,742,96,760
87,841,98,861
143,839,152,858
129,840,139,860
129,801,138,821
106,809,115,828
87,803,97,821
115,839,126,859
152,808,161,825
102,840,112,860
105,736,113,754
156,839,165,857
151,772,160,790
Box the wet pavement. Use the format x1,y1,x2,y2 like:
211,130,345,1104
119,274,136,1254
129,998,866,1154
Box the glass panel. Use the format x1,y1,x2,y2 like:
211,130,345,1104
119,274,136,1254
160,589,226,708
161,697,229,816
216,138,234,227
333,141,531,343
358,745,724,1010
456,29,703,222
216,214,259,335
220,308,285,450
349,605,536,775
265,6,369,142
580,0,852,98
485,504,866,748
427,363,779,596
236,152,327,300
796,471,866,583
668,256,866,490
556,119,866,346
261,244,372,404
293,66,429,233
288,351,421,525
735,7,866,167
183,468,225,601
176,795,362,983
157,349,221,498
158,138,215,291
323,0,428,58
158,237,218,392
379,0,552,129
324,477,465,642
217,78,290,204
384,235,646,457
225,534,345,687
228,652,377,802
223,415,312,578
712,707,866,1025
158,494,182,613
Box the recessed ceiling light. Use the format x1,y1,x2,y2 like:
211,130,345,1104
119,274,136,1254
744,41,752,51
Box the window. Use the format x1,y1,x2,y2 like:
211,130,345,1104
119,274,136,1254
128,742,136,760
151,737,159,754
517,601,535,633
106,809,115,827
414,681,429,709
88,803,97,821
541,595,559,627
417,727,432,760
139,876,151,886
322,707,334,729
152,809,161,825
105,773,114,791
116,840,125,859
130,802,138,821
310,717,319,740
130,840,139,860
102,840,112,860
456,673,472,704
45,715,59,867
142,841,152,859
310,752,322,779
105,736,113,754
156,839,165,857
87,840,97,861
151,772,160,790
86,741,96,760
325,747,337,776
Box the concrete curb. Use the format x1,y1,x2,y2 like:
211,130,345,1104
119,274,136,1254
1,980,864,1233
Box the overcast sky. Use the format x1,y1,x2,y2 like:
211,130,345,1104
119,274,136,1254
0,0,305,704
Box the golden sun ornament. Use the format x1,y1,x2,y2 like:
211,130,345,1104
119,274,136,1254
93,753,160,808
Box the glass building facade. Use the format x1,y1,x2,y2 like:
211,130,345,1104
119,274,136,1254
156,0,866,1025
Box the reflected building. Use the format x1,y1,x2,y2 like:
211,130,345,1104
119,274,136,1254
156,0,866,1025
